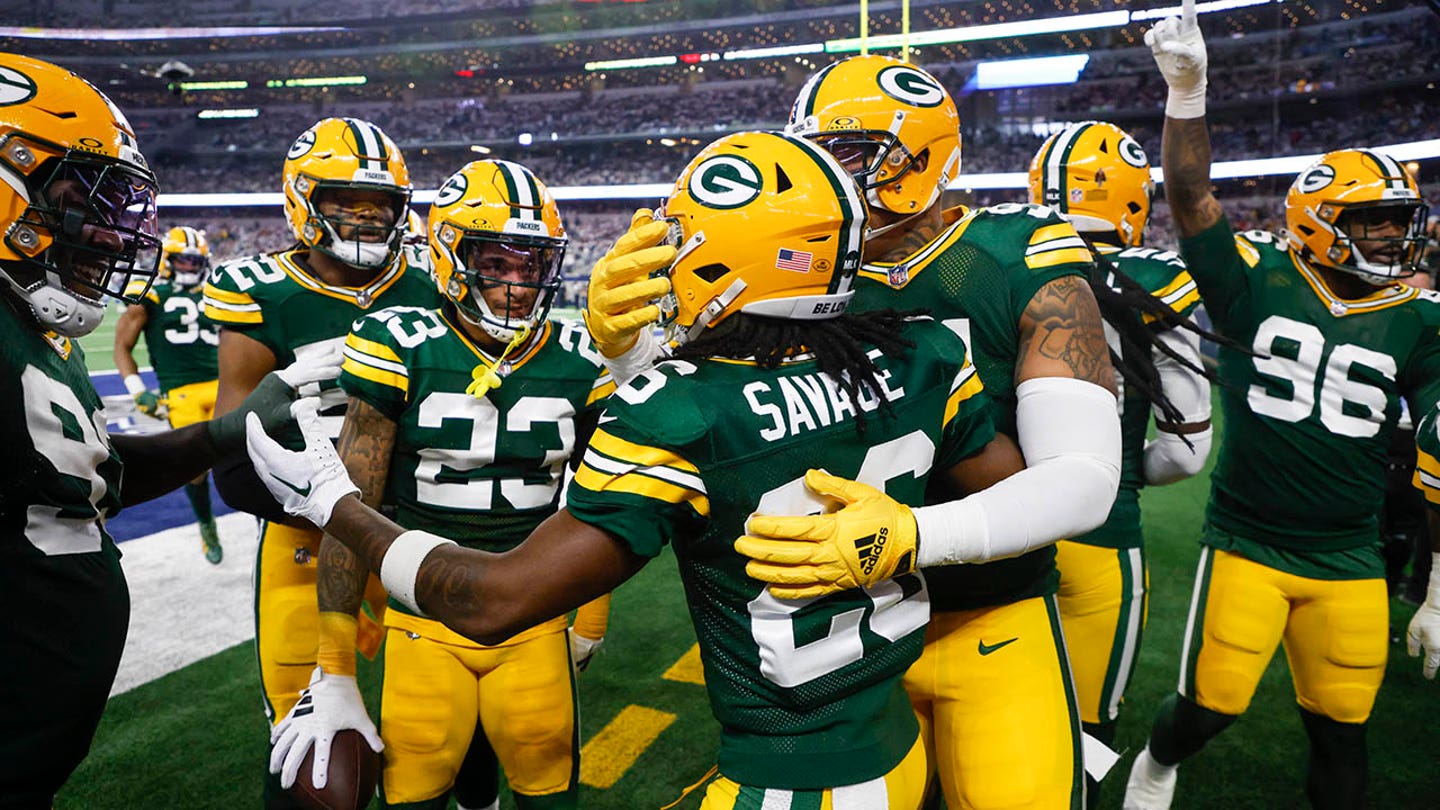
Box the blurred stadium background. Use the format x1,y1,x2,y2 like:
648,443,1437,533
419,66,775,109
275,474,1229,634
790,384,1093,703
8,0,1439,807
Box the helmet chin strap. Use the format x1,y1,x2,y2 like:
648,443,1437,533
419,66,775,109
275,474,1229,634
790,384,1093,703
12,273,106,337
318,218,394,269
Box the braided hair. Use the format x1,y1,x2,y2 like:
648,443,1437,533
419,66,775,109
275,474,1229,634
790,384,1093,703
672,308,924,434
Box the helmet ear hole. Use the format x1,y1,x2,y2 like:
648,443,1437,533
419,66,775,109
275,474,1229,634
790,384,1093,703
694,263,730,283
1127,201,1143,215
775,165,793,194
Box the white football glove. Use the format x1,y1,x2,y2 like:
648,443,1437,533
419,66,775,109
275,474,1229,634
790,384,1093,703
274,344,344,391
269,667,383,790
1407,553,1440,680
1144,0,1208,119
245,398,359,528
568,628,604,674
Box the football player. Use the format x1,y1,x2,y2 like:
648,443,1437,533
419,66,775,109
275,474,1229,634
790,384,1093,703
113,225,225,563
729,56,1122,808
1407,407,1440,681
0,54,324,806
1124,3,1440,807
245,129,1034,809
268,160,613,809
202,116,441,808
1027,121,1212,806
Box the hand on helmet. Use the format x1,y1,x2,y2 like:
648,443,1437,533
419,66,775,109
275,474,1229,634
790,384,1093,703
584,209,675,359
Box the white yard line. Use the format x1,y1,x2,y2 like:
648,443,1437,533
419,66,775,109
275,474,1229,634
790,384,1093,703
112,512,260,696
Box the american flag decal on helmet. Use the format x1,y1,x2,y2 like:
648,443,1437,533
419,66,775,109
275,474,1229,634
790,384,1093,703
776,248,813,272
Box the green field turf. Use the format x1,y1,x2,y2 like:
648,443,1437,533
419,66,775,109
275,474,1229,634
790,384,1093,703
56,393,1440,809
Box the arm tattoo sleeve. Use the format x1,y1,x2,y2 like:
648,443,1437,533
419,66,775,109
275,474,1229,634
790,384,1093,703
1017,275,1118,393
318,397,397,615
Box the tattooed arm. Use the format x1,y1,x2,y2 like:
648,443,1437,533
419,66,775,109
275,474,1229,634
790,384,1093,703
1016,274,1118,396
319,496,645,646
1163,116,1224,239
314,397,396,671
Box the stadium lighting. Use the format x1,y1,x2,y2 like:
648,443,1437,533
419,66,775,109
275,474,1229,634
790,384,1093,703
827,11,1131,52
584,55,677,71
518,133,534,146
1131,0,1274,22
156,139,1440,207
265,75,368,88
177,80,249,91
469,144,492,154
973,55,1090,90
196,108,260,119
723,43,826,60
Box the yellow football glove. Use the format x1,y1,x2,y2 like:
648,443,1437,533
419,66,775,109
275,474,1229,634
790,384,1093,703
584,208,676,359
735,469,919,600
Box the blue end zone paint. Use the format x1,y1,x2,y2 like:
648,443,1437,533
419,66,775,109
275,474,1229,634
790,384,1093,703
92,367,242,544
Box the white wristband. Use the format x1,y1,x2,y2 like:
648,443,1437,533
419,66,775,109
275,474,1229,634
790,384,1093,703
1165,83,1207,120
124,374,148,396
380,530,457,615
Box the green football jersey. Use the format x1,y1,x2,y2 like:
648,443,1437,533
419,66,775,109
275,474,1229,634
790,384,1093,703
1413,406,1440,511
0,302,123,559
566,318,994,790
340,307,614,617
849,202,1096,610
134,278,218,392
203,244,440,436
1075,244,1202,550
1182,217,1440,579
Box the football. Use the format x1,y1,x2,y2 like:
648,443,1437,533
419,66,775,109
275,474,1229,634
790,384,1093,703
288,730,380,810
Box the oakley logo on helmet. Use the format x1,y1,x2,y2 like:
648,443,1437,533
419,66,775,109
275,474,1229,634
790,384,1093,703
688,154,763,210
287,129,317,160
1296,163,1336,194
434,173,467,207
0,66,38,107
1119,136,1148,169
877,66,946,108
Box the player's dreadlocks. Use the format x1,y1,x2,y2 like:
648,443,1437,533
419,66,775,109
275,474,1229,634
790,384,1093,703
672,308,924,434
1081,235,1246,433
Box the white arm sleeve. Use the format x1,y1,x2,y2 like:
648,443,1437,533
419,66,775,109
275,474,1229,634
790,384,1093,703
913,377,1122,567
1143,327,1213,485
599,327,663,388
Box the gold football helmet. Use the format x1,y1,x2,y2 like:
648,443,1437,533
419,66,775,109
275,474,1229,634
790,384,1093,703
787,55,960,227
0,53,160,337
1028,121,1153,247
655,130,867,346
429,160,566,343
1286,149,1428,285
282,117,411,270
159,225,211,287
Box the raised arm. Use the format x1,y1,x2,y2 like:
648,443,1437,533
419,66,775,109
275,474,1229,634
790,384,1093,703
1149,0,1224,237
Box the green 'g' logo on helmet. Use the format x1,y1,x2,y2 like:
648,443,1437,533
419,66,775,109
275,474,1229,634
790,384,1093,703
287,129,317,160
687,155,763,210
1296,163,1336,195
876,66,946,108
434,172,468,207
1119,136,1149,169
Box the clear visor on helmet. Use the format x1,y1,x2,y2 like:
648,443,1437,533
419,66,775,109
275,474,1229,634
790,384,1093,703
26,156,162,303
451,232,565,328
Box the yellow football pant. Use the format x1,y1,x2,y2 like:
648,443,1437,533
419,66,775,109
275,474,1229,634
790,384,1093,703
700,731,928,810
1180,548,1387,723
255,521,387,723
379,617,578,805
1055,541,1148,726
904,595,1083,810
163,379,218,429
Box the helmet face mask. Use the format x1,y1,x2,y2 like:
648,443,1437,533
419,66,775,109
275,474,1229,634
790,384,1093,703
160,225,211,288
429,160,567,344
1285,149,1428,286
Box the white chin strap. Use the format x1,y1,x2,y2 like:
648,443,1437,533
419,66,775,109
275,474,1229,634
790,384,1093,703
460,295,537,344
172,271,204,288
319,220,394,269
15,275,106,337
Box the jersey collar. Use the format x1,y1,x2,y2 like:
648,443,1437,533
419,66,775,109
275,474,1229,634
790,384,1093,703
858,205,974,289
277,250,408,308
1291,251,1417,317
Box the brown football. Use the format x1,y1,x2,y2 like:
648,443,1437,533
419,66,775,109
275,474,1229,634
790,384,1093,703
288,729,380,810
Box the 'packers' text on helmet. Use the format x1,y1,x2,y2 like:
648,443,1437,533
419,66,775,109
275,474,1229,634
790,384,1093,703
429,160,567,343
160,225,211,288
0,53,161,337
787,55,960,227
1029,121,1153,248
655,130,867,347
282,117,411,270
1285,149,1429,285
